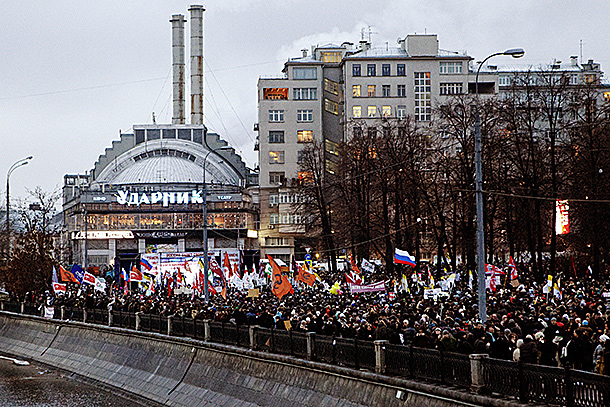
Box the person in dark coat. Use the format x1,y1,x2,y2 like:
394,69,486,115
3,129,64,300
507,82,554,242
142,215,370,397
519,335,540,364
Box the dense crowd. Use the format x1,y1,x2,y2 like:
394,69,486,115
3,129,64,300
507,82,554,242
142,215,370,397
13,263,610,376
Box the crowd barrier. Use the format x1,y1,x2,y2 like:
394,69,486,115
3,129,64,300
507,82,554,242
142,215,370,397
3,301,610,407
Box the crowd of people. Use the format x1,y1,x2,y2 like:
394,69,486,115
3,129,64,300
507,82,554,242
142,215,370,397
13,262,610,376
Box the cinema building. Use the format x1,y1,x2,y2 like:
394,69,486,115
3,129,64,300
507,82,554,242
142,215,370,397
61,6,259,274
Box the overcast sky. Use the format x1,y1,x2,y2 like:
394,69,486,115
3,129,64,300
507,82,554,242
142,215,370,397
1,0,609,204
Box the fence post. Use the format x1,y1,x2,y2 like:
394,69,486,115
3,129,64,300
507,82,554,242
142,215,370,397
108,310,113,326
135,312,142,331
40,306,45,317
306,332,316,361
0,301,4,311
374,340,388,374
203,319,211,342
83,309,88,323
249,325,258,350
167,315,173,336
20,302,25,314
564,365,573,407
409,343,414,379
518,360,528,403
61,306,65,320
469,354,488,394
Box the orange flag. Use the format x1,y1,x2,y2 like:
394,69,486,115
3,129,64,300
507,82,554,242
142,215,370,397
59,265,79,283
268,255,293,299
350,255,361,275
296,262,316,287
220,285,227,301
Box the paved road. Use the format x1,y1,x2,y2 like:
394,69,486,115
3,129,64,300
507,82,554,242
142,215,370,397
0,356,146,407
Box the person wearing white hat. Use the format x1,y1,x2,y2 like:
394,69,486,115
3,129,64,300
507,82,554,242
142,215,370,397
594,334,609,373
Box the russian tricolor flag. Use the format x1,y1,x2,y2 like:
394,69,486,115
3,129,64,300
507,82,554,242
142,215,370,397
394,249,416,267
140,258,152,271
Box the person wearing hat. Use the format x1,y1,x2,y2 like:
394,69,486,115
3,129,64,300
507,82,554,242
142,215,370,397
537,331,559,367
594,334,609,374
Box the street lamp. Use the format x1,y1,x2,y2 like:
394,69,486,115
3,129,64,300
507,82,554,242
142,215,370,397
202,145,231,303
474,48,524,323
6,156,33,256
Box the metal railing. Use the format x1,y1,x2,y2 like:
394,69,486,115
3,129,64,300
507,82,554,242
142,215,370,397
3,301,610,407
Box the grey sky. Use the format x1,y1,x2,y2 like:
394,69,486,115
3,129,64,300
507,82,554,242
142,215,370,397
1,0,608,203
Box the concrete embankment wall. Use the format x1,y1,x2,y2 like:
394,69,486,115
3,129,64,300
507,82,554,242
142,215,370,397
0,312,522,407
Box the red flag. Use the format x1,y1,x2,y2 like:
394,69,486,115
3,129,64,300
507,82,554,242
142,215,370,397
130,265,143,282
52,282,66,294
508,256,518,280
268,255,293,299
59,265,79,283
570,256,577,277
350,255,361,275
345,271,363,285
220,285,227,301
224,252,233,279
83,271,96,285
209,257,226,284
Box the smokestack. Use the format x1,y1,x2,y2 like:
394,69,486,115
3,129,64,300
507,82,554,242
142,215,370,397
189,5,205,125
170,14,186,124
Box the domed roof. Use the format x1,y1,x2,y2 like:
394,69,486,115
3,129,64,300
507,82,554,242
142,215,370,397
110,156,204,185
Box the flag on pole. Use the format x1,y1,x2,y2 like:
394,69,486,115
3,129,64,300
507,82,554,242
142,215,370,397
394,249,416,266
224,252,233,279
508,256,518,280
130,265,143,282
345,255,363,285
543,275,553,294
361,258,375,273
52,266,59,284
468,269,474,290
71,265,85,284
83,271,96,285
59,265,79,283
553,278,562,299
268,255,293,299
140,257,152,271
52,282,66,294
296,262,316,286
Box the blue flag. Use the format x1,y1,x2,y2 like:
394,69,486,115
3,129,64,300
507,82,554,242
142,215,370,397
71,264,85,284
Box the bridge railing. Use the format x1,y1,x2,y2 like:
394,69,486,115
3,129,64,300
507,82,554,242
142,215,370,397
3,301,610,407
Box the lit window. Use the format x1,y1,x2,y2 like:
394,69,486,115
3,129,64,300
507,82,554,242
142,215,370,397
268,110,284,122
320,51,341,63
325,139,339,156
367,64,376,76
368,106,377,117
353,106,362,118
368,85,376,97
293,67,317,80
268,131,284,143
269,151,285,164
297,110,313,122
439,62,462,74
324,98,338,115
353,64,361,77
382,85,391,97
353,85,361,97
297,130,314,143
324,78,339,95
382,106,391,117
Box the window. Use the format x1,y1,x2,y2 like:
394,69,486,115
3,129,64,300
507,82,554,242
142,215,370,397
297,150,306,163
269,214,279,224
382,64,391,76
498,75,511,86
382,106,391,117
268,131,284,143
263,88,289,100
397,105,406,119
397,84,406,97
269,172,284,184
439,61,462,74
293,67,317,79
297,130,313,143
269,151,284,164
569,74,578,85
440,82,463,95
397,64,406,76
367,64,376,76
269,110,284,122
297,110,313,122
324,98,338,115
320,51,341,63
324,78,339,95
353,105,362,118
382,85,391,97
353,64,361,76
293,88,317,100
353,85,361,97
414,72,431,121
368,85,376,97
325,139,339,156
368,106,377,117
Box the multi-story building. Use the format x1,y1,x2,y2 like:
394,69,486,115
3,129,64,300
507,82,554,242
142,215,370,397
257,34,472,262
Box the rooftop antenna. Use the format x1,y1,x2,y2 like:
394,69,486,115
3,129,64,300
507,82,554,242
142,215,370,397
580,39,583,64
152,112,156,125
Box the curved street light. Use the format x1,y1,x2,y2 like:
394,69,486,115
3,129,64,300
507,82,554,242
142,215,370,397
474,49,524,323
202,145,232,303
6,156,33,256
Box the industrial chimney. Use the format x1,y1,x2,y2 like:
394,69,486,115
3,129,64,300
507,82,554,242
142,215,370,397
170,14,186,124
189,5,205,125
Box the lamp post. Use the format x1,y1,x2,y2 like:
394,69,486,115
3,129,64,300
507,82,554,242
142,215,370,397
202,145,232,303
6,156,33,256
474,48,524,323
